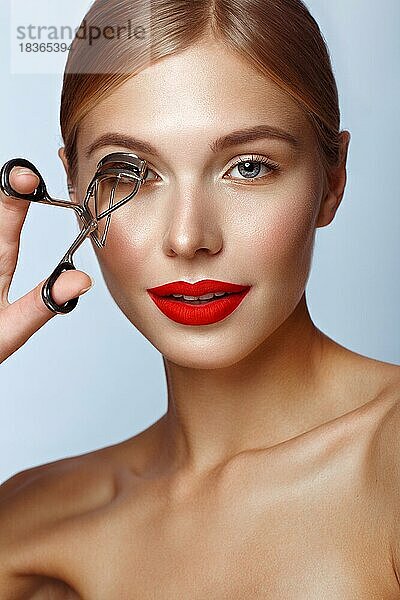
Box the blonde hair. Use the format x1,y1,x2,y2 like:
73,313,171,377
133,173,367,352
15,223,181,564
61,0,342,186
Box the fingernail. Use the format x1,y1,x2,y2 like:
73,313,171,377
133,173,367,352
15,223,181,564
15,168,36,177
78,278,94,295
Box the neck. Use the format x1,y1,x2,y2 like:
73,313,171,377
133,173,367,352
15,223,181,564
153,293,348,478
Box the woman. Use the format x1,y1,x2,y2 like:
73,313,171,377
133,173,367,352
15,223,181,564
1,0,400,597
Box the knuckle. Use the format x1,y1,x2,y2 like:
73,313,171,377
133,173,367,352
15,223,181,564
0,194,30,214
0,291,10,309
0,247,18,276
32,283,52,316
13,284,47,321
0,316,14,360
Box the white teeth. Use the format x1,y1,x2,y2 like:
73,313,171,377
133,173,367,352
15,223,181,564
171,292,228,300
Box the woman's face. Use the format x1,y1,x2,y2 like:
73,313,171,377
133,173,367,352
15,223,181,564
71,39,330,368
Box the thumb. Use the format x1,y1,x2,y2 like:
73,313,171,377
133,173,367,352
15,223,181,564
0,271,94,364
48,270,94,306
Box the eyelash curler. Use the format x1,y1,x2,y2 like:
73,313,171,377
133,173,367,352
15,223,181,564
0,152,148,315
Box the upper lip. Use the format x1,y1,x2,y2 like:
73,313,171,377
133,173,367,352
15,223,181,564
147,279,250,297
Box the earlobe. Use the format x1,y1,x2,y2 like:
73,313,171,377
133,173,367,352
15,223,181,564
58,146,68,172
316,188,341,228
315,131,351,229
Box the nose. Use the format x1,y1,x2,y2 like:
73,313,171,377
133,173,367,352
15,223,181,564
162,185,223,259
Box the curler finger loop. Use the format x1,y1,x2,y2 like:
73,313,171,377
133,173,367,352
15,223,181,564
41,261,79,315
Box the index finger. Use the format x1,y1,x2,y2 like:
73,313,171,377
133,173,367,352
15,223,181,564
0,166,40,246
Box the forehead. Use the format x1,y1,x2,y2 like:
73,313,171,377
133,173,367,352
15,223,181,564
79,39,314,152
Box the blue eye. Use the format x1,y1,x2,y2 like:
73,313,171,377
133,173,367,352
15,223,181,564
225,154,279,183
140,154,280,186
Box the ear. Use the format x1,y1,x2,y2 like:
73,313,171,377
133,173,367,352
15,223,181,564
316,130,351,228
58,147,77,203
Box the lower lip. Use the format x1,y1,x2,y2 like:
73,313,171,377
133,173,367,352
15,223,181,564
147,289,251,326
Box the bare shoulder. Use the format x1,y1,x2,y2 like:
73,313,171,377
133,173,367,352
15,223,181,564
367,372,400,583
0,447,120,530
0,420,161,548
1,447,117,518
369,373,400,481
0,447,118,593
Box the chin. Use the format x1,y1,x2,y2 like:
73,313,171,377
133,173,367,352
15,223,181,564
160,345,255,370
148,322,272,369
107,285,297,369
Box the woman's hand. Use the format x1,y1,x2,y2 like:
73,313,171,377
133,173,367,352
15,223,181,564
0,166,93,364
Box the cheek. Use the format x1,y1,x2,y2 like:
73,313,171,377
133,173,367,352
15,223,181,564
266,200,316,263
92,205,156,289
235,191,318,286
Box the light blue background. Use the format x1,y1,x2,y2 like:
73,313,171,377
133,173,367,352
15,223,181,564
0,0,399,483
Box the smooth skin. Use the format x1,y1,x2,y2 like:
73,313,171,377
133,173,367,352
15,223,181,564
1,37,400,598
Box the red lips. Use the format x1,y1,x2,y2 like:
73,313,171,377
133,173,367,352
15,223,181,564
147,279,249,297
146,279,251,326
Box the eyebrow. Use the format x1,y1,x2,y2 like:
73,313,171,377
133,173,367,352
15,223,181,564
84,124,300,160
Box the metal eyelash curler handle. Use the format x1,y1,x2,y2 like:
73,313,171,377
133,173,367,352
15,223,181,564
0,153,148,315
1,157,48,201
0,157,81,314
41,261,79,314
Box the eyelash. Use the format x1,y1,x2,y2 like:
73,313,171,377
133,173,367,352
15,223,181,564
225,154,280,184
142,154,280,186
